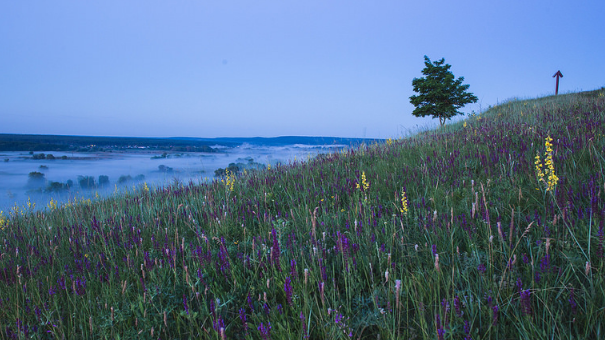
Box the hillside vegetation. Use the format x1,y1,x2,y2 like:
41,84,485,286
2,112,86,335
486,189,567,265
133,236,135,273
1,88,604,339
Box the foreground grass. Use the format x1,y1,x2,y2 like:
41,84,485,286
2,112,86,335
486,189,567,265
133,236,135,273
1,88,605,339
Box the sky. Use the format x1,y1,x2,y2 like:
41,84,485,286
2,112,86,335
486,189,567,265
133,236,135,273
1,1,604,139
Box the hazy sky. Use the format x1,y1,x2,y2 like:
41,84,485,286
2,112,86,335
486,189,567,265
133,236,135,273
1,1,604,139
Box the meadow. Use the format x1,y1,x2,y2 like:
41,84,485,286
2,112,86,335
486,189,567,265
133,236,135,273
1,88,604,339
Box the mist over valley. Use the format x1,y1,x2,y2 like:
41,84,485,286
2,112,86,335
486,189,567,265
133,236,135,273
0,134,374,212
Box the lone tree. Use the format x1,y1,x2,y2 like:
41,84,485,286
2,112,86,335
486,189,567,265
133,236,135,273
410,56,478,127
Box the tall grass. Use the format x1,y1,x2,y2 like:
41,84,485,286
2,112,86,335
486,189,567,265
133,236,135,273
1,88,604,339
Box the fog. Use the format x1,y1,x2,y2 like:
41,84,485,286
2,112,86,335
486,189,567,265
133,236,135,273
0,143,343,212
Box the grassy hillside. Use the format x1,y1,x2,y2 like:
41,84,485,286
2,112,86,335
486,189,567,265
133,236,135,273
1,88,604,339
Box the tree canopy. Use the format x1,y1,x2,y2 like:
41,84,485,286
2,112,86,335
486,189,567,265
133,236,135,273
410,56,478,126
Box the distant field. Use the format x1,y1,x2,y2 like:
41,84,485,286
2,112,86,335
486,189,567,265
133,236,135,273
0,88,604,339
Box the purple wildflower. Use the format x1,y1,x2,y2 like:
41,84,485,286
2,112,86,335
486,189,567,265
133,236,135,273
477,263,486,274
258,322,272,340
300,311,309,338
515,277,523,294
284,277,293,306
432,244,438,257
520,289,532,315
213,316,225,332
183,294,189,315
454,296,462,317
464,319,472,340
290,259,297,279
568,288,577,315
492,305,499,325
435,314,444,340
539,254,550,273
271,228,282,271
247,292,255,312
239,308,248,335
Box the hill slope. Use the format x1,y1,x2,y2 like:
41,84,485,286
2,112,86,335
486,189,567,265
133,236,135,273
0,88,604,339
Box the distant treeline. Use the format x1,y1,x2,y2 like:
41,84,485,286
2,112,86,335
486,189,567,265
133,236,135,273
174,136,384,147
27,171,147,193
0,134,218,152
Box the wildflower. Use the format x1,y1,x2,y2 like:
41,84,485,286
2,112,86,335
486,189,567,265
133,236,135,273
568,288,577,315
435,314,444,340
258,322,272,340
454,295,462,317
300,311,309,338
395,280,401,308
492,305,499,325
247,292,255,312
284,277,293,306
183,294,189,315
400,190,408,214
319,282,325,304
520,289,532,315
224,169,235,192
304,268,309,285
464,319,472,340
26,197,35,210
271,228,281,271
47,198,57,210
290,259,297,279
356,171,370,192
239,308,248,335
477,263,486,274
536,136,559,191
0,211,7,231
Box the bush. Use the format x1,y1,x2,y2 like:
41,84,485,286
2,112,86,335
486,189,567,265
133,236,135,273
27,171,45,188
158,165,173,173
117,175,132,184
46,181,69,193
78,176,96,190
98,175,110,187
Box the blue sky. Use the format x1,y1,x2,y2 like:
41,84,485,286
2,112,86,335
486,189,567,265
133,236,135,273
1,1,604,139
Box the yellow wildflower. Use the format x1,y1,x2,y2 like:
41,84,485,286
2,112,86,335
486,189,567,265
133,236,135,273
225,169,235,192
48,198,58,210
356,171,370,192
536,135,558,192
544,136,559,191
535,153,545,182
0,211,7,231
27,197,35,210
400,190,408,214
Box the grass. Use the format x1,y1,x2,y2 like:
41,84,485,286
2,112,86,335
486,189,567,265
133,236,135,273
1,87,604,339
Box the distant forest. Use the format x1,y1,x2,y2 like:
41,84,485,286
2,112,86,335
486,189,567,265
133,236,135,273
0,134,217,152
